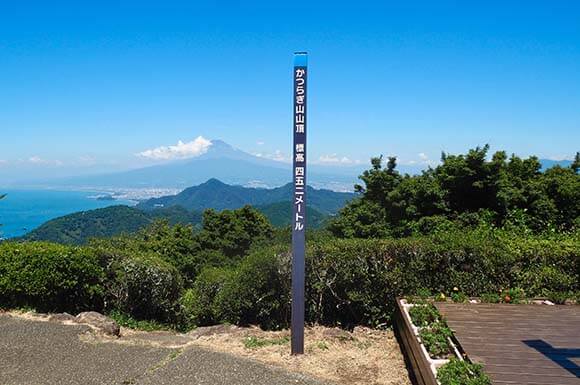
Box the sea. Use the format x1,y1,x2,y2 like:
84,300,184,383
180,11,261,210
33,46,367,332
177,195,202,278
0,189,135,239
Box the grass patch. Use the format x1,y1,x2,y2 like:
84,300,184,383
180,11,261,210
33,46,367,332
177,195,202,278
316,341,329,350
243,335,290,349
108,310,172,332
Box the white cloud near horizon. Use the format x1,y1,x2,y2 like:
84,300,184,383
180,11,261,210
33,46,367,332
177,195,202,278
137,136,212,160
28,156,63,166
252,149,290,163
318,154,359,165
400,152,439,167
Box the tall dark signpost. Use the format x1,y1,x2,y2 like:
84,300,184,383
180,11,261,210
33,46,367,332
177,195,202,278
291,52,307,355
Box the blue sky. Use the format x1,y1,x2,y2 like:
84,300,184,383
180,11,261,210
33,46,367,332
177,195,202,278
1,1,579,178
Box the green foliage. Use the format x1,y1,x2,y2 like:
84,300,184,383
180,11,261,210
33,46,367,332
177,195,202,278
480,293,500,303
198,205,274,259
419,322,453,358
0,242,104,312
182,229,578,330
307,231,578,327
94,245,183,322
211,247,290,330
91,206,273,287
255,201,328,229
180,267,233,328
242,335,290,349
138,178,353,215
24,205,202,245
130,221,202,285
437,358,491,385
499,288,525,304
181,245,291,330
329,146,580,237
451,291,469,303
108,310,172,331
409,304,439,327
546,291,570,305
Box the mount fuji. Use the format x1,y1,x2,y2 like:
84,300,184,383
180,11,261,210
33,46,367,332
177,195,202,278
44,140,370,192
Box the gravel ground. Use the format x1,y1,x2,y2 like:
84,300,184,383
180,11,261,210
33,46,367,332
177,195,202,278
0,313,329,385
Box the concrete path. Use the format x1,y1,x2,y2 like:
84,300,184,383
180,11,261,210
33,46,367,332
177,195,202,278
0,314,328,385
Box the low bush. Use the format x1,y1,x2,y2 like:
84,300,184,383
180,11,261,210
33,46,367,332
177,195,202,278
4,227,576,332
437,358,491,385
451,290,469,303
419,322,453,358
409,304,439,327
180,267,233,328
96,247,183,322
108,310,172,331
480,292,500,303
0,242,104,312
182,246,290,330
499,288,525,304
182,230,578,330
212,247,291,330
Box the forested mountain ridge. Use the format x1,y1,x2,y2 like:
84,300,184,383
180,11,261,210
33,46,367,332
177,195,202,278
137,178,354,214
23,205,202,245
22,198,332,244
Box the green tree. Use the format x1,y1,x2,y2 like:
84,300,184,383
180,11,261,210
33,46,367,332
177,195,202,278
197,205,274,258
572,152,580,174
329,146,580,237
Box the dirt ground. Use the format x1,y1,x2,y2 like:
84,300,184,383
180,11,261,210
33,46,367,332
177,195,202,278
6,311,411,385
188,325,412,385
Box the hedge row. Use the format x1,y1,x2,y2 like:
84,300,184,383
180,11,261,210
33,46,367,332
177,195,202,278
0,242,103,312
183,231,579,329
1,230,578,329
0,242,183,322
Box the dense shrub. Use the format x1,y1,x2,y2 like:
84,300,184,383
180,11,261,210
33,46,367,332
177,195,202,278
2,226,577,331
211,247,290,330
0,242,104,312
308,231,578,327
180,267,233,327
95,246,183,322
182,246,291,330
183,229,579,330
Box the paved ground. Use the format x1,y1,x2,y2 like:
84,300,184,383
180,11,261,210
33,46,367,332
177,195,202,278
0,314,329,385
436,303,580,385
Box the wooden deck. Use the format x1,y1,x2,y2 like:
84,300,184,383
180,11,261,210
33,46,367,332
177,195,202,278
435,303,580,385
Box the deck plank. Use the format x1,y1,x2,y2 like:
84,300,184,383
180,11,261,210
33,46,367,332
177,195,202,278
435,303,580,385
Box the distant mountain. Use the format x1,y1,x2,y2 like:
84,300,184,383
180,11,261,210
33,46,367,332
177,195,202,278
137,178,355,214
255,201,328,228
22,179,352,244
33,140,360,191
23,205,202,245
539,159,573,171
